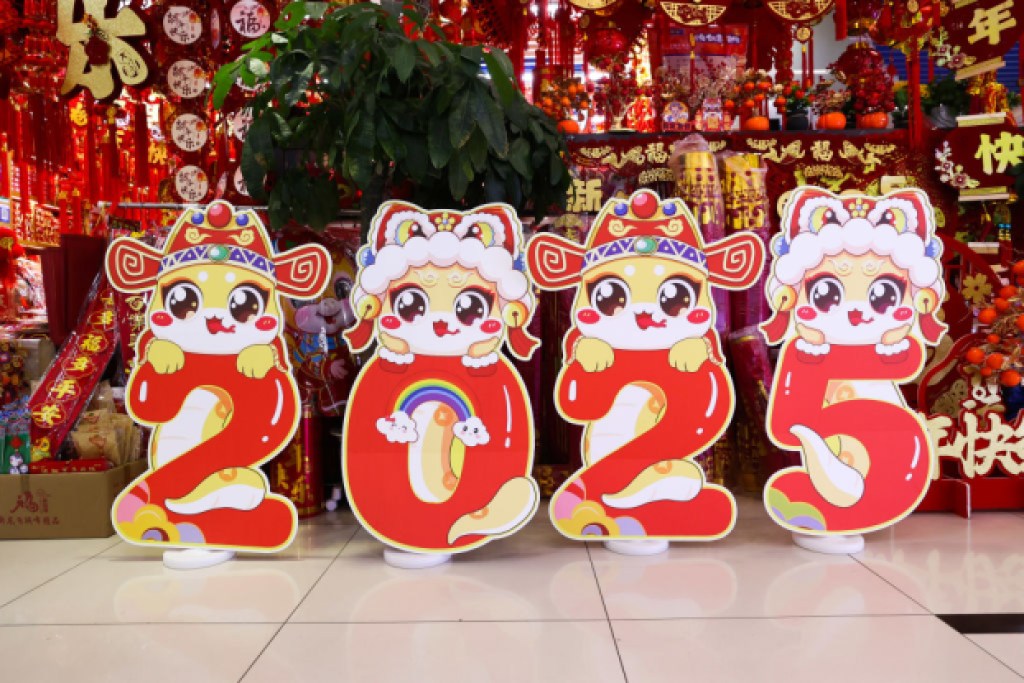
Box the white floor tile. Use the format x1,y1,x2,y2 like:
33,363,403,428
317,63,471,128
291,522,606,623
859,512,1024,613
591,537,924,619
0,544,333,624
244,621,625,683
968,634,1024,676
614,616,1022,683
0,623,277,683
0,537,119,607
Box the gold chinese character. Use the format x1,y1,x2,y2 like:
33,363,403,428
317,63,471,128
79,334,104,353
56,0,150,99
96,310,115,327
568,178,603,213
32,404,64,428
975,131,1024,174
968,0,1017,46
54,379,78,400
70,356,92,372
811,140,834,162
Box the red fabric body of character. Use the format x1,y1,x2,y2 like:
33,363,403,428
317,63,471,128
345,354,533,552
767,341,930,533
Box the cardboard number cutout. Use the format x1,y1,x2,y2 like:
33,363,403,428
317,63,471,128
527,189,765,541
105,201,330,552
760,188,947,535
342,202,541,554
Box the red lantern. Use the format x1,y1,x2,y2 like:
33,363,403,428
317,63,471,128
588,27,628,62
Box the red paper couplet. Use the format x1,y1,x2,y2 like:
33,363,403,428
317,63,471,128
760,187,947,535
29,273,119,461
342,202,541,554
104,201,330,552
527,189,765,541
940,0,1023,77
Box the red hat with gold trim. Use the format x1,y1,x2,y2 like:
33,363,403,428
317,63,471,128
528,189,765,292
105,201,330,300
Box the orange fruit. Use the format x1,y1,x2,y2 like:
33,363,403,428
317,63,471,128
986,352,1006,369
1013,261,1024,275
965,347,986,364
568,85,578,96
978,308,999,324
560,96,572,107
995,298,1011,312
1017,314,1024,332
981,367,994,377
988,333,1002,345
1001,369,1022,387
743,81,756,92
1000,285,1018,299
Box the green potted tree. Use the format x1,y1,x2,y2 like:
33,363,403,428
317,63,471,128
780,81,811,131
212,2,570,236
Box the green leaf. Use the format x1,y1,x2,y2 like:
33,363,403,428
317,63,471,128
428,116,453,168
507,138,532,179
448,91,475,150
483,49,516,106
392,41,417,83
474,89,508,158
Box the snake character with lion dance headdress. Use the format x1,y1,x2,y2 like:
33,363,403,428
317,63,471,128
527,189,765,541
343,201,541,555
105,201,330,552
761,188,946,536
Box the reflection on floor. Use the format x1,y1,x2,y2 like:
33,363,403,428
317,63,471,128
1,496,1022,682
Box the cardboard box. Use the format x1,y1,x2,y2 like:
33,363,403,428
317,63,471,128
0,460,146,539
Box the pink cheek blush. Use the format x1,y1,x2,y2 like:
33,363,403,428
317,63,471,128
481,319,502,334
894,307,913,322
796,306,817,321
687,308,710,324
380,315,401,330
151,312,172,327
255,316,278,331
577,308,599,325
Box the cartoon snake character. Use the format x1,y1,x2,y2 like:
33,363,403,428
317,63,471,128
343,201,541,554
760,188,946,535
105,201,330,552
281,242,357,415
527,189,765,541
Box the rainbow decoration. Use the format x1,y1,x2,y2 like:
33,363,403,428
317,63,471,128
396,380,475,422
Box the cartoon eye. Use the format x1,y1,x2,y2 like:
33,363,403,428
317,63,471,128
869,276,906,315
657,277,699,318
164,282,202,320
587,277,630,317
807,276,844,313
228,284,267,324
391,286,428,323
807,202,845,232
454,288,493,326
333,277,352,301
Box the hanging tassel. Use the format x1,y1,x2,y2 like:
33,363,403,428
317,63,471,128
835,0,848,41
909,38,923,151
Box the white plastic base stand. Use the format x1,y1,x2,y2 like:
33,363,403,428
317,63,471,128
383,547,452,569
604,539,670,556
162,548,236,570
792,532,865,555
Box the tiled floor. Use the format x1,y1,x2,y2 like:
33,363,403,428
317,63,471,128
1,497,1022,682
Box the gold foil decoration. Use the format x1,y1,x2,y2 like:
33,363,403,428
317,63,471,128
57,0,149,99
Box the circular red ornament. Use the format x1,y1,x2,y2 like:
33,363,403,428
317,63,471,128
631,191,658,219
588,27,628,61
207,202,233,228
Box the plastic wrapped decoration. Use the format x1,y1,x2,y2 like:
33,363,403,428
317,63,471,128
670,135,729,335
279,229,358,417
0,227,25,321
721,152,771,328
